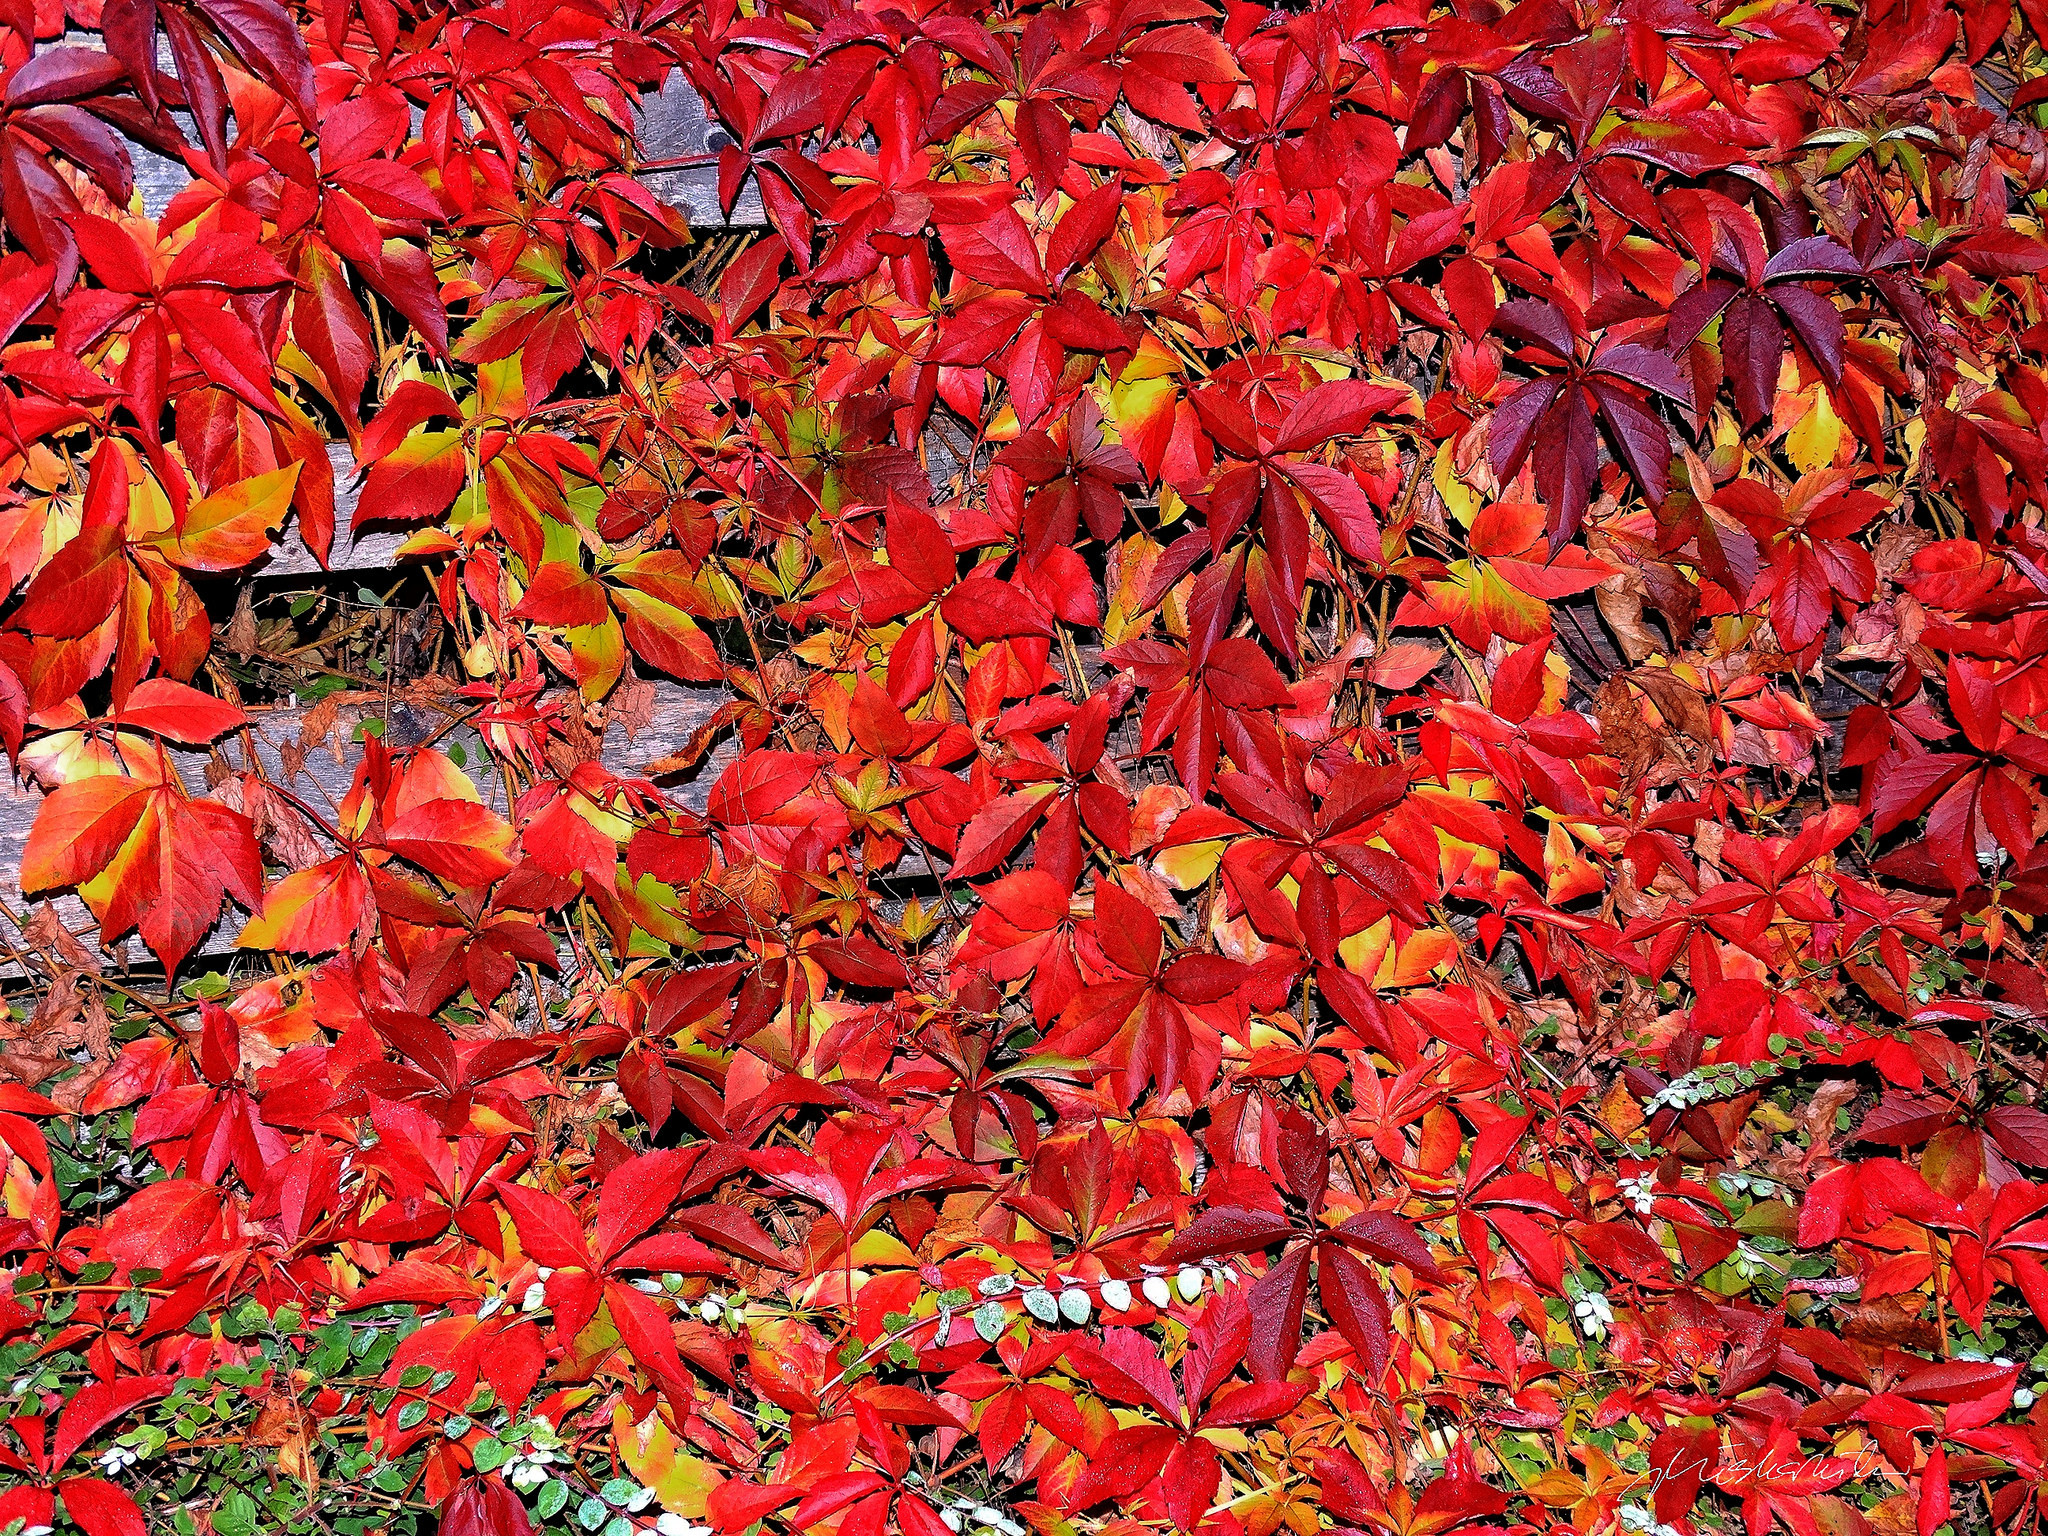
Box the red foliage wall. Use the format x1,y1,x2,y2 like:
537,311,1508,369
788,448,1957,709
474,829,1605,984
2,0,2048,1533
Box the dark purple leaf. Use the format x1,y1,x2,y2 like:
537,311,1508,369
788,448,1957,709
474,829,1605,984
1330,1210,1445,1279
1316,1246,1394,1380
1762,235,1863,282
1586,379,1672,506
1485,375,1564,484
1161,1206,1299,1264
1533,386,1600,552
1245,1245,1311,1381
1666,276,1739,352
1722,291,1784,429
1492,298,1575,359
1591,342,1686,401
1772,284,1846,385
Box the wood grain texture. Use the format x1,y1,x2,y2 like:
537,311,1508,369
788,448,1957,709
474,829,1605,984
0,681,732,970
636,68,765,226
48,34,753,226
2,50,763,964
256,444,408,578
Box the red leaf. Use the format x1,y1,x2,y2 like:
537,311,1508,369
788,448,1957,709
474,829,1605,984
1270,380,1409,455
949,791,1052,880
51,1378,173,1472
96,1179,222,1274
1648,1417,1719,1523
494,1181,591,1270
592,1150,694,1265
15,440,129,638
938,208,1046,296
56,1478,147,1536
114,678,244,743
383,799,517,887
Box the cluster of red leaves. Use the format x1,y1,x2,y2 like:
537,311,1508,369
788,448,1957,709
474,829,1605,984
5,0,2048,1534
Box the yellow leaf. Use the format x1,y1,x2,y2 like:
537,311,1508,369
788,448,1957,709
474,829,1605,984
1154,838,1225,890
613,1402,723,1517
1784,389,1842,474
567,610,627,700
1433,442,1477,528
1381,927,1454,987
154,463,300,572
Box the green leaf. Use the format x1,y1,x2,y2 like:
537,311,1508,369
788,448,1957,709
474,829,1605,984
1823,140,1871,176
212,1490,260,1536
221,1297,270,1338
397,1399,430,1431
311,1324,352,1378
536,1480,571,1519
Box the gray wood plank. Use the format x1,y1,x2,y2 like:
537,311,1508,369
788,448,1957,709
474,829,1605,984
252,444,408,578
50,33,751,226
0,680,732,971
7,42,773,967
636,67,764,227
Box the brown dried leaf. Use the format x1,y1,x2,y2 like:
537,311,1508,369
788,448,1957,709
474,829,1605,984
1796,1078,1863,1163
0,1038,73,1088
20,904,103,973
611,675,656,742
1595,570,1664,664
26,971,88,1049
1595,675,1658,772
1628,667,1714,743
1839,1294,1939,1352
226,583,259,656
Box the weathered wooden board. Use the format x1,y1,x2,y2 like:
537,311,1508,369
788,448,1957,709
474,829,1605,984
3,41,776,969
50,33,754,227
255,444,408,578
638,68,765,227
0,681,732,970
